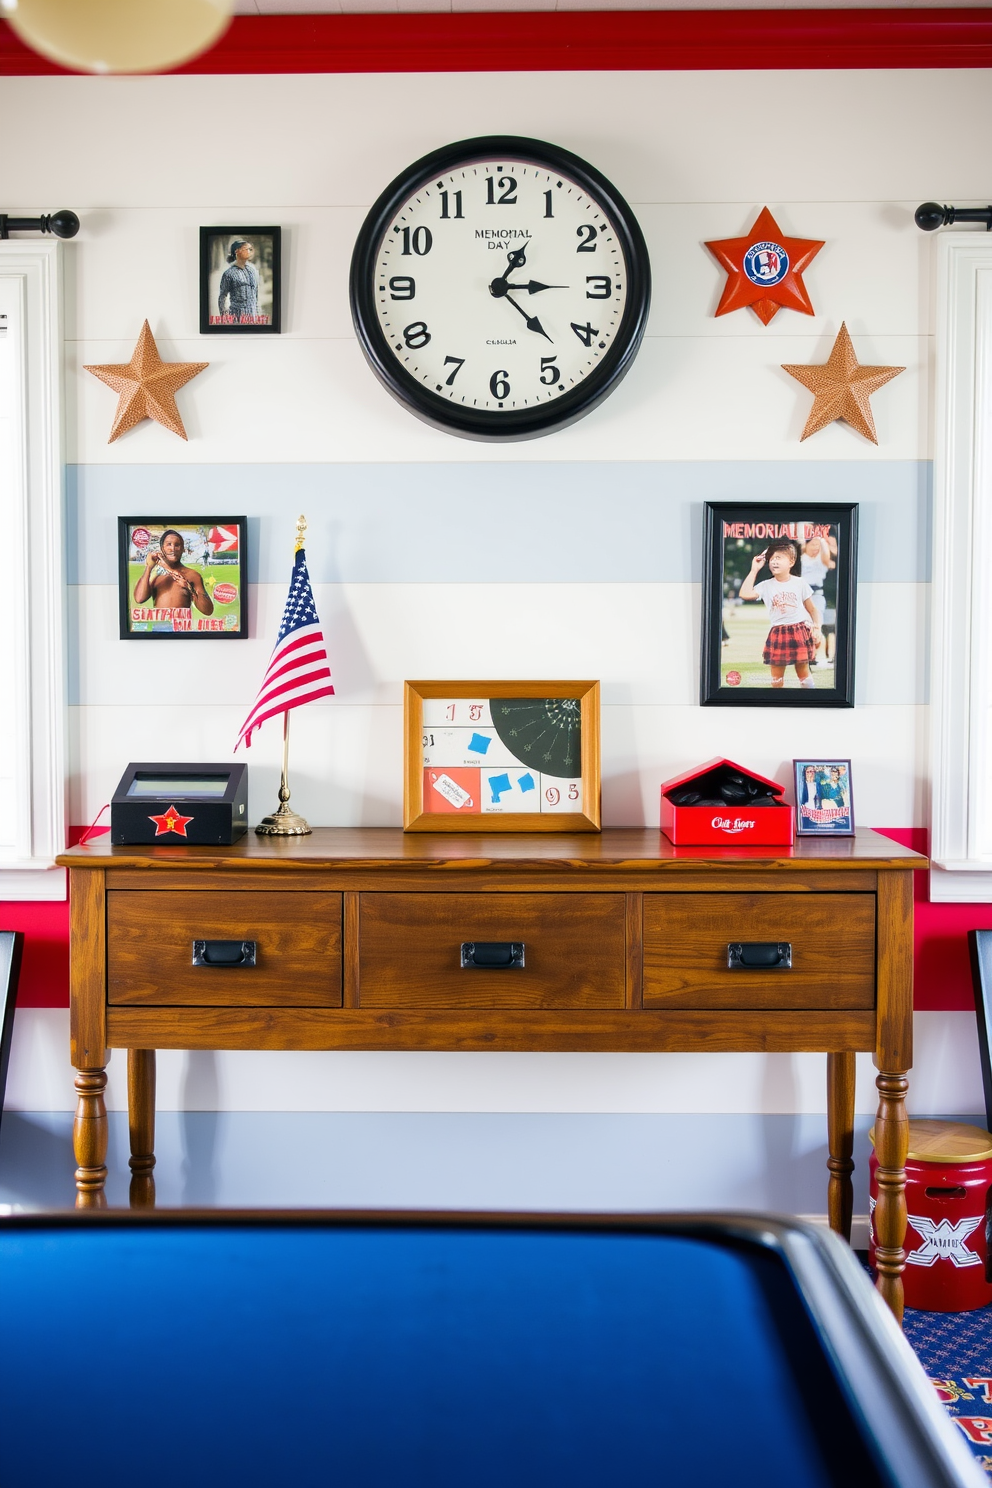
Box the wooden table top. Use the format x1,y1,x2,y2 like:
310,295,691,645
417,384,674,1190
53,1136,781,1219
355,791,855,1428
58,826,928,874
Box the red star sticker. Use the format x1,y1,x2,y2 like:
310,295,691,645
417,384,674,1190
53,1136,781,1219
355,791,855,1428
148,805,194,838
705,207,824,326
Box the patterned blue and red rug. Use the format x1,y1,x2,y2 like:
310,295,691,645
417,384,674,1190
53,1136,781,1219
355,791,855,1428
903,1305,992,1475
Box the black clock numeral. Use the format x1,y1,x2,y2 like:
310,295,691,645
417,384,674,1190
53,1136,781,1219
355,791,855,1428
485,176,518,206
443,355,465,385
586,276,612,299
403,321,431,349
570,321,599,347
400,226,433,256
539,356,560,386
543,190,554,219
439,190,464,220
576,224,598,252
389,276,415,300
489,370,510,400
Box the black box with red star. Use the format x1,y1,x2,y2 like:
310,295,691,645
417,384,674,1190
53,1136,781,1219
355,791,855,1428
110,762,248,845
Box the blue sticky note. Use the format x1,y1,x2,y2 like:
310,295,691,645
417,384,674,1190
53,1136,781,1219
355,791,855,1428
488,773,512,804
518,773,535,794
469,732,491,755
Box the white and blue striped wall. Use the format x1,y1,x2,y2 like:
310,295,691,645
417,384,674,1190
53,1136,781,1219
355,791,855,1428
2,64,989,1212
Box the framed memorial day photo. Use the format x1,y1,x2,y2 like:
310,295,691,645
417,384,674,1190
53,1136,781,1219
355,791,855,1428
404,680,601,832
701,502,857,707
793,759,855,836
199,226,281,333
118,517,248,639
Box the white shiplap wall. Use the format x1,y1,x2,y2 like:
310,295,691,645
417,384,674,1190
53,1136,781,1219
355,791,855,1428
2,66,989,1143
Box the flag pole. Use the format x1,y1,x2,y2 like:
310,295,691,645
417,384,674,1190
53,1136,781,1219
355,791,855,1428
255,515,313,837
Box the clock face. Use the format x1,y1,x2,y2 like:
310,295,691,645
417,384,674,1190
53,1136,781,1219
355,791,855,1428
350,136,651,441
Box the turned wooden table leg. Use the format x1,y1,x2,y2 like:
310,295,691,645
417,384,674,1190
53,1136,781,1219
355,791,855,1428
73,1067,108,1208
127,1049,156,1209
827,1052,856,1242
873,1070,909,1323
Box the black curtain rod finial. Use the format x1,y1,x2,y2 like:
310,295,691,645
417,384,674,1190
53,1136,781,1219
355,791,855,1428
0,210,80,241
916,201,992,232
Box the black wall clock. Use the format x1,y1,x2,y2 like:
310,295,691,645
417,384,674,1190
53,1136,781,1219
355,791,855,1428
349,136,651,441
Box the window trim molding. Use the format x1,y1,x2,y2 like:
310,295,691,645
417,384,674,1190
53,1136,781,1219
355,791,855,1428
0,241,66,901
930,232,992,902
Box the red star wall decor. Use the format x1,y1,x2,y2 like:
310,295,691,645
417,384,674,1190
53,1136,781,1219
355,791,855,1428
704,207,824,326
148,806,194,838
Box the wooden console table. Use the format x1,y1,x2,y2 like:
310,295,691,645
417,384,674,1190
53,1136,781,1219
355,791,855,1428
58,827,925,1319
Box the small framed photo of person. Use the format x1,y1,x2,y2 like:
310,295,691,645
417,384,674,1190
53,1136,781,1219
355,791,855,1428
700,502,857,707
118,517,248,639
793,759,855,836
199,226,281,333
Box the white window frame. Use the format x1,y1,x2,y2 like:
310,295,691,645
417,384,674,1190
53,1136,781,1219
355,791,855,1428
931,232,992,901
0,241,66,900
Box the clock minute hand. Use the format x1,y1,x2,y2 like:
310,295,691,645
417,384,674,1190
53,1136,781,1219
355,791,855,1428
503,280,567,295
503,292,553,343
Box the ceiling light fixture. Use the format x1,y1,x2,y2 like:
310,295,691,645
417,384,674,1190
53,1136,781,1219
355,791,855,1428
1,0,233,75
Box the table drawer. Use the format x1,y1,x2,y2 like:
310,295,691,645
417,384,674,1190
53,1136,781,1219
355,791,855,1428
107,891,342,1007
358,894,626,1008
642,893,875,1010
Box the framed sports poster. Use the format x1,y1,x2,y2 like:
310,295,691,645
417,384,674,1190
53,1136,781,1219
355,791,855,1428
118,517,248,639
404,680,601,832
199,226,281,333
700,502,857,707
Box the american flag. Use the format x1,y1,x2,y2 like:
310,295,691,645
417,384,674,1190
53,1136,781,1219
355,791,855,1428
235,548,334,750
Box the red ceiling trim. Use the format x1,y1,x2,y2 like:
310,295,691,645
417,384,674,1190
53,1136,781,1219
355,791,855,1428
0,9,989,75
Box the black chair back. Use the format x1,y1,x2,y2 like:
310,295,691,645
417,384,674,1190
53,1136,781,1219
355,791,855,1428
0,930,24,1134
968,929,992,1134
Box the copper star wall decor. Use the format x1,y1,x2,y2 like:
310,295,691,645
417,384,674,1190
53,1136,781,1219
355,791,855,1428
705,207,824,326
85,321,208,443
782,323,904,443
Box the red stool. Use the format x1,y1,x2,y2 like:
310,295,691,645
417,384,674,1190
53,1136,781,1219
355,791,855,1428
869,1119,992,1312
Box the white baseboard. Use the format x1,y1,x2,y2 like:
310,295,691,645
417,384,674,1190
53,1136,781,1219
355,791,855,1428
800,1213,871,1251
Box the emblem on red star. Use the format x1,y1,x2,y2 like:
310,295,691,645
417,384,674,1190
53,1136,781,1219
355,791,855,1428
704,208,824,326
148,805,194,838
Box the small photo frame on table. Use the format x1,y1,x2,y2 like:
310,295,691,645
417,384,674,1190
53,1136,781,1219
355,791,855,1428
701,502,857,707
793,759,855,836
199,226,281,333
404,681,601,832
118,517,248,639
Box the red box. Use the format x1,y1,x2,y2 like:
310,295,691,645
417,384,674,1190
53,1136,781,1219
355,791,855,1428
660,757,794,846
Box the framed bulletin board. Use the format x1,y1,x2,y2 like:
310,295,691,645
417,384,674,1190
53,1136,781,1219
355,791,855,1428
404,680,601,832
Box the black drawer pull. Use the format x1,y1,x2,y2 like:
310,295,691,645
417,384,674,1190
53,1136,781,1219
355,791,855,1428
461,942,525,970
192,939,257,968
727,942,792,970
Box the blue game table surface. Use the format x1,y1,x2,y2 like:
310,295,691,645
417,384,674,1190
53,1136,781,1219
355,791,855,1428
0,1211,978,1488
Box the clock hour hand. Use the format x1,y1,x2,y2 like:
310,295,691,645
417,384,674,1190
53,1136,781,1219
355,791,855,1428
488,262,553,340
504,292,553,343
502,280,567,295
505,244,528,274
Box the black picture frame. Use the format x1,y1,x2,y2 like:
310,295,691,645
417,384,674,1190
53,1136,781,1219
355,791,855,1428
117,517,249,640
199,226,281,334
793,758,855,836
968,930,992,1136
700,502,857,707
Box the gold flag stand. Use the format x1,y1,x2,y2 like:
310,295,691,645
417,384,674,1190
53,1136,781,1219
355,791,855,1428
255,516,313,837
